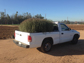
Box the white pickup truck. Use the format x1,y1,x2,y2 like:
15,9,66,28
13,22,80,52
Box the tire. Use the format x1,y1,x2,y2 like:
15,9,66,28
11,35,15,39
71,35,79,44
41,39,52,53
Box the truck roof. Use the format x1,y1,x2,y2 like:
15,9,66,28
53,21,60,24
54,21,64,24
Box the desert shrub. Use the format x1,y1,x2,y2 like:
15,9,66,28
19,18,54,33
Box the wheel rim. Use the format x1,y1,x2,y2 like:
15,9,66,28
45,43,51,51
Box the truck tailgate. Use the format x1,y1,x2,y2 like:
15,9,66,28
15,30,30,45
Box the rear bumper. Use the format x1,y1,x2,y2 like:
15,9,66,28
13,40,29,48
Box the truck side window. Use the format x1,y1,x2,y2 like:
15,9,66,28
61,24,69,31
53,24,59,31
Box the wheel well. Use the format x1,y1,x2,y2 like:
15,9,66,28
74,34,80,38
42,37,53,46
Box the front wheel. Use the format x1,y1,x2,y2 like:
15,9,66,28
71,35,79,44
41,40,52,53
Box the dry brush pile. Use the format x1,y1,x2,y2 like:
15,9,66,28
19,18,54,33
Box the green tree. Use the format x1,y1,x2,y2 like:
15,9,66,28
0,12,5,24
66,21,70,24
35,14,44,19
14,11,19,24
6,14,10,24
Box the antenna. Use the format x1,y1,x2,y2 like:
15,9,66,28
81,19,82,22
4,9,6,24
33,13,34,18
45,14,46,19
4,9,6,16
67,17,68,21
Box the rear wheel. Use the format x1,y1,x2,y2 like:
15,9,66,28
71,35,79,44
41,39,52,53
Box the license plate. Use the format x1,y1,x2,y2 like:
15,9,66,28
19,42,22,45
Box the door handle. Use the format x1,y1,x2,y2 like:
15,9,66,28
61,33,64,34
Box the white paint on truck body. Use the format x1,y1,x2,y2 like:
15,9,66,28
15,31,30,45
29,32,60,48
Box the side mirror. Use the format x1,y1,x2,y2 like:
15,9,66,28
69,28,71,30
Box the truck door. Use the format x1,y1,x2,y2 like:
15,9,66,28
60,24,73,43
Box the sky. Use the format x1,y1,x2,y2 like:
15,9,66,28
0,0,84,21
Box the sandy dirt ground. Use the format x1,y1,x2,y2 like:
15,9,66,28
0,30,84,63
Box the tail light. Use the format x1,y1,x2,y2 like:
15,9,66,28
28,36,32,42
14,33,16,37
